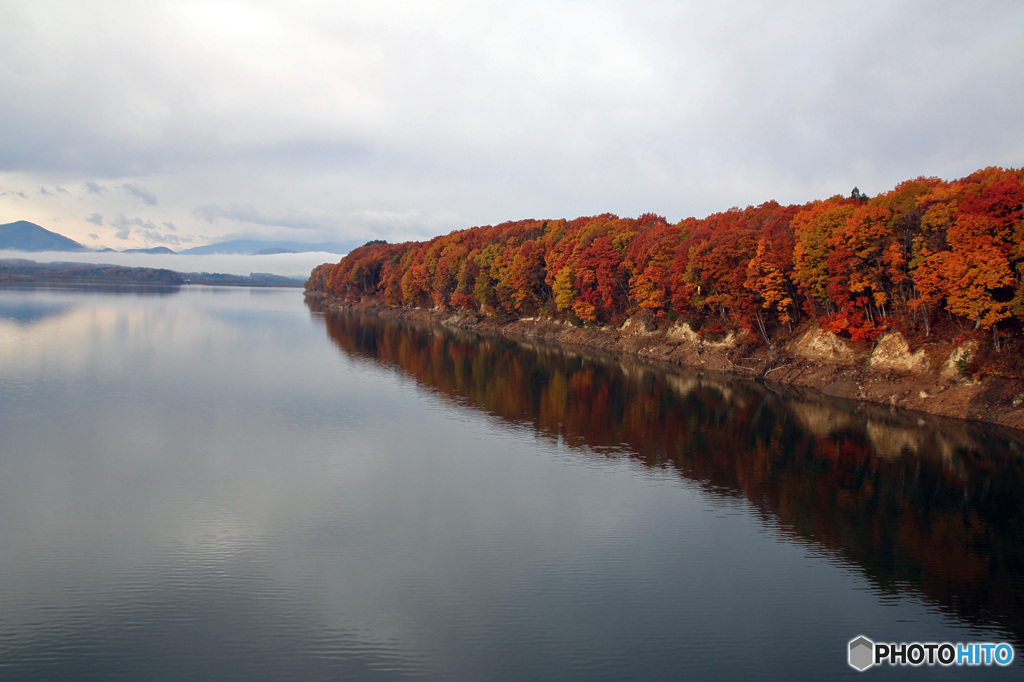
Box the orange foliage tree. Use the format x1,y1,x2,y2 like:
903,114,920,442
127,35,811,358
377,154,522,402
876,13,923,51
305,166,1024,365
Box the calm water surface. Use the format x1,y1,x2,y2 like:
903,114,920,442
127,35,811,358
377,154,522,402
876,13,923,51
0,284,1022,680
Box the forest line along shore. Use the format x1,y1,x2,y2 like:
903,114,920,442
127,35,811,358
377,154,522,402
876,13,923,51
307,291,1024,432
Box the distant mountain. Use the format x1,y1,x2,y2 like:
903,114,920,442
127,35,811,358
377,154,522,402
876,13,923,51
180,239,357,255
121,246,177,254
0,221,87,252
251,247,297,255
0,223,357,256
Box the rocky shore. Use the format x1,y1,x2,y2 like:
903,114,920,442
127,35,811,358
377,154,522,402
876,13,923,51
307,292,1024,432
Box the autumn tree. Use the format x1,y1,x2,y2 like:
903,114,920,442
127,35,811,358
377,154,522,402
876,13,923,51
305,165,1024,364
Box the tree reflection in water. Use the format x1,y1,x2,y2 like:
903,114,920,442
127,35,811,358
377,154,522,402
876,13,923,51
310,304,1024,647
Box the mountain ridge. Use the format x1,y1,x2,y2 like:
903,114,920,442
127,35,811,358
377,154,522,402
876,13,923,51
0,221,356,255
0,221,88,252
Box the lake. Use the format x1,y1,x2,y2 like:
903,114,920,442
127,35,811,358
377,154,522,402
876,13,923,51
1,284,1021,680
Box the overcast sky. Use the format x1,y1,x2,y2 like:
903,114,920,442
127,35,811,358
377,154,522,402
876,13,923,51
1,0,1022,251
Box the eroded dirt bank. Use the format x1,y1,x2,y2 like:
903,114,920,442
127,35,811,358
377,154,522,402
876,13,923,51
308,293,1024,432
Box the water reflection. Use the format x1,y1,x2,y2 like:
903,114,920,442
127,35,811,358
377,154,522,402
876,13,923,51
3,286,1021,680
0,283,180,325
313,305,1024,646
0,287,424,680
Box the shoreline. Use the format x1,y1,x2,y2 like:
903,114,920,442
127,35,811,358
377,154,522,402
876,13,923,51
307,292,1024,432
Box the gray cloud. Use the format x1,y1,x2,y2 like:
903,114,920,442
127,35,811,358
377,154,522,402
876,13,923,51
192,203,323,231
37,185,72,197
145,231,182,246
112,215,156,230
112,215,156,240
110,214,184,245
86,213,104,226
121,183,158,205
1,1,1022,245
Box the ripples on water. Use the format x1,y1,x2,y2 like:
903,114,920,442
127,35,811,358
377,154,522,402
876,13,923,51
0,284,1021,680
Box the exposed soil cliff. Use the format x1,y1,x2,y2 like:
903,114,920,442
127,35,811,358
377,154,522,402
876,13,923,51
308,292,1024,432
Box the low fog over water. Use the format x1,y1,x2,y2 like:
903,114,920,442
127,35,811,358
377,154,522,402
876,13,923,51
0,250,338,280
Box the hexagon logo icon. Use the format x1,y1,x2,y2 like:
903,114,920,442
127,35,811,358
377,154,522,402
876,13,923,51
849,636,874,671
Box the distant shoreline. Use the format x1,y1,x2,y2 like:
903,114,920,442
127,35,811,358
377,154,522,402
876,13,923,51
0,259,304,288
